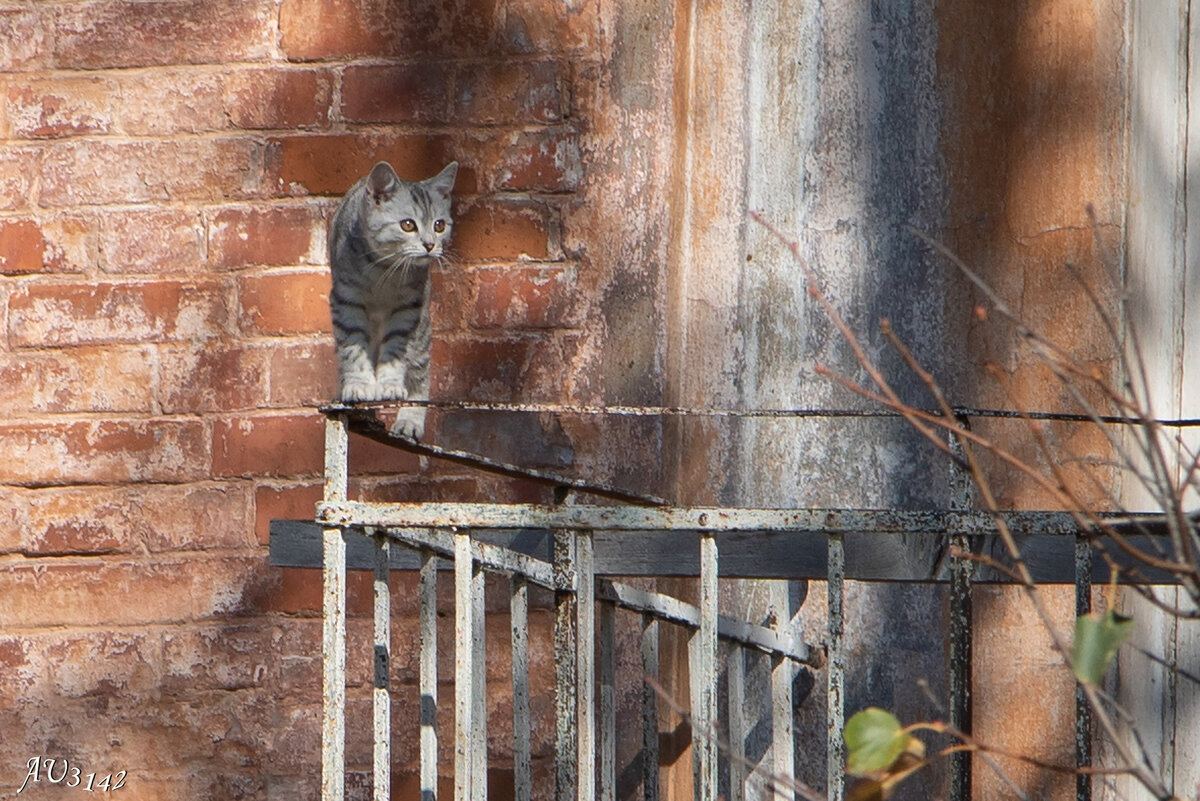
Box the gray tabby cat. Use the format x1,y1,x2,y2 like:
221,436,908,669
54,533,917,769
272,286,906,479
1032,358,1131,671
328,160,458,440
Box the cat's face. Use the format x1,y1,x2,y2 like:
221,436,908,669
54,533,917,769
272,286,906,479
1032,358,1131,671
361,161,457,264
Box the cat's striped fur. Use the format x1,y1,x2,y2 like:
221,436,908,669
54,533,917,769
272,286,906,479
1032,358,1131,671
328,160,457,440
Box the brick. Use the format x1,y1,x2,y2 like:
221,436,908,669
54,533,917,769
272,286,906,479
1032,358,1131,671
0,346,156,414
100,208,205,274
500,0,599,54
432,337,537,402
1,215,98,275
0,694,265,780
0,419,209,485
493,129,582,192
115,68,225,136
266,340,338,408
341,64,451,124
347,430,422,475
218,412,419,480
18,486,136,555
267,567,322,615
3,76,115,138
162,625,279,693
0,635,39,706
278,0,382,61
43,630,162,699
53,0,275,69
268,133,473,197
0,488,26,555
279,0,496,61
268,566,375,616
40,138,264,207
237,269,331,336
213,413,325,478
430,263,470,331
452,202,551,261
224,68,334,130
8,279,231,346
0,219,46,275
452,61,565,124
159,344,270,413
208,204,322,270
0,556,268,627
0,146,39,211
143,484,254,552
0,8,49,72
527,330,590,401
470,265,580,329
253,483,322,544
16,483,251,555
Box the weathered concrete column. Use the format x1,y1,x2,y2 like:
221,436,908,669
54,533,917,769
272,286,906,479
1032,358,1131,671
664,3,947,798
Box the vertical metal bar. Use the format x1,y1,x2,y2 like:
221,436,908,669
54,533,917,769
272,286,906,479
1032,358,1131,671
826,532,845,801
948,549,973,801
770,584,795,801
948,428,973,801
454,531,474,801
554,530,578,801
599,602,616,801
641,613,660,801
323,524,348,801
511,575,532,801
727,646,747,801
577,531,596,801
691,533,719,801
472,559,487,801
324,412,349,501
374,533,391,801
322,413,349,801
1074,536,1093,801
420,550,439,801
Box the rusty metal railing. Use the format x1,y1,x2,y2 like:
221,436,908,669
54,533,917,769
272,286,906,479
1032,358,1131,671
275,407,1183,801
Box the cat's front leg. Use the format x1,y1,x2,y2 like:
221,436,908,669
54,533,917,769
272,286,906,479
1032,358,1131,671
389,340,430,441
375,303,423,400
374,357,408,401
332,309,378,401
338,350,377,401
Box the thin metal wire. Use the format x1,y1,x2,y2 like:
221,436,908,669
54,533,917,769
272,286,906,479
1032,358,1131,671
323,401,1200,428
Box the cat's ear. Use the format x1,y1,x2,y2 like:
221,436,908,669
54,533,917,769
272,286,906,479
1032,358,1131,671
426,161,458,199
367,161,399,199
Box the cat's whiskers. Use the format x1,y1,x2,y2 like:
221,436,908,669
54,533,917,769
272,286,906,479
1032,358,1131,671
433,251,460,271
368,249,414,290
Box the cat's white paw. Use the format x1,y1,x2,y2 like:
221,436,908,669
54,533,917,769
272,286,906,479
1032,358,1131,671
389,408,426,442
376,381,407,401
340,380,378,402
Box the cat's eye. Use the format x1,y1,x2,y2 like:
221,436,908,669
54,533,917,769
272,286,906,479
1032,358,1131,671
433,220,446,233
399,219,417,233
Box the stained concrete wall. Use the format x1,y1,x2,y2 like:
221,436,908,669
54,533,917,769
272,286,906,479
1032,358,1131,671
663,3,947,797
658,1,1129,800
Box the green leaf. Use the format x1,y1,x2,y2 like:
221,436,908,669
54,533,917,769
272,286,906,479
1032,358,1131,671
1072,608,1134,685
845,708,917,777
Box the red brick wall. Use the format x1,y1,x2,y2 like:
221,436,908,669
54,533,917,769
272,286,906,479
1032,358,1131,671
0,2,617,798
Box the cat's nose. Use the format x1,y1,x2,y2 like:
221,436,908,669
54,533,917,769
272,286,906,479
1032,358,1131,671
423,242,435,253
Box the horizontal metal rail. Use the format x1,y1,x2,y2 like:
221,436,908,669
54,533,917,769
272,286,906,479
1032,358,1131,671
318,501,1103,534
